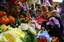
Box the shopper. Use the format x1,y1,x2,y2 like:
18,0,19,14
47,12,63,42
41,6,48,29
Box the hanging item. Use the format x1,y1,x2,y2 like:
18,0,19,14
9,0,16,4
36,0,41,5
42,0,51,6
19,0,26,3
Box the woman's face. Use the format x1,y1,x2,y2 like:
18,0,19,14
42,11,48,18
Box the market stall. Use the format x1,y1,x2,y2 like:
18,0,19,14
0,0,64,42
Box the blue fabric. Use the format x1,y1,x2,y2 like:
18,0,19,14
37,31,51,42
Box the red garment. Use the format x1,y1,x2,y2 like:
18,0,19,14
10,0,16,3
35,16,47,24
37,38,48,42
37,38,44,42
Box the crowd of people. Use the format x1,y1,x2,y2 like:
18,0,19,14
18,0,64,42
0,0,64,42
18,2,64,42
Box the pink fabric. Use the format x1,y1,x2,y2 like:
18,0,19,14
31,16,47,29
31,19,41,29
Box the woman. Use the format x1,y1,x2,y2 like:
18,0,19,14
31,8,47,29
41,6,49,29
47,12,63,42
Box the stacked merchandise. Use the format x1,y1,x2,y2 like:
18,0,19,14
0,0,37,42
0,24,37,42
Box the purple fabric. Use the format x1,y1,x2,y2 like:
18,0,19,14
47,17,60,27
61,0,64,14
61,7,64,14
20,2,28,11
47,20,54,26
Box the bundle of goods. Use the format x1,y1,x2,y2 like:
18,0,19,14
0,11,15,24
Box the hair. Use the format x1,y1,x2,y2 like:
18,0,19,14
40,6,49,19
41,6,48,12
36,9,42,13
36,4,41,9
47,11,57,18
48,6,54,11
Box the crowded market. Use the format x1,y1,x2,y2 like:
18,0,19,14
0,0,64,42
